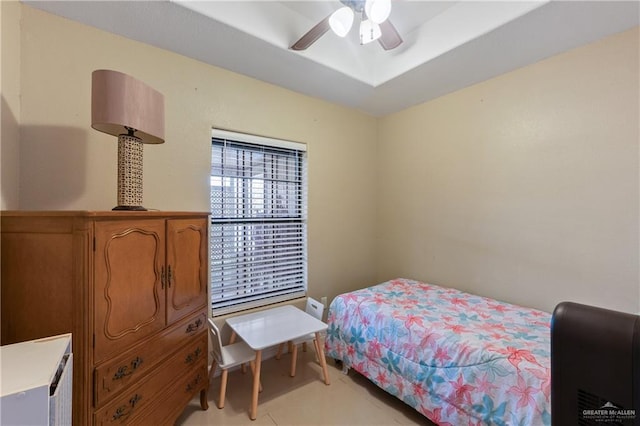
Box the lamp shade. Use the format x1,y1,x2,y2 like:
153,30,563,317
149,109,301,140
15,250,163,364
91,70,165,144
365,0,391,24
329,6,354,37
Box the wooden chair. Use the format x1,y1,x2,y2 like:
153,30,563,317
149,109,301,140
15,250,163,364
276,297,325,377
208,318,260,409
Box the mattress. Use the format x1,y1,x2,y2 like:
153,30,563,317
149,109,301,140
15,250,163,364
324,278,551,425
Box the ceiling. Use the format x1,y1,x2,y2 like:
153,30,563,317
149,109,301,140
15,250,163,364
24,1,640,116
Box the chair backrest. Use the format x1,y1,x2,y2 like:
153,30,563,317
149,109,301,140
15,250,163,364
208,318,225,364
305,297,324,321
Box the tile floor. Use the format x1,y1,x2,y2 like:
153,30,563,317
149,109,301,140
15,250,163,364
176,349,433,425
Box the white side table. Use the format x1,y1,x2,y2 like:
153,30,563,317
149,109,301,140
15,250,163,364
226,305,330,420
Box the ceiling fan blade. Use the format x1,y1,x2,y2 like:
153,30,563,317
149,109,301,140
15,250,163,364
378,19,402,50
290,16,331,51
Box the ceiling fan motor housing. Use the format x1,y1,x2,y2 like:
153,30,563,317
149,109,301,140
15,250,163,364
340,0,366,13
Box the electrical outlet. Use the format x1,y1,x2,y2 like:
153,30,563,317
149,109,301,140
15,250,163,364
321,296,327,307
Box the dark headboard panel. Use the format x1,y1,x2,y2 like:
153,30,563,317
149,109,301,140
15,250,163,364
551,301,640,425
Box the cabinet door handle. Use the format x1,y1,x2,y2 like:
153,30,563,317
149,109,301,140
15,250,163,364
161,266,166,289
167,265,173,288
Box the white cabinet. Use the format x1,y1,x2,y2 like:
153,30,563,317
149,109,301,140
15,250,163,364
1,334,73,426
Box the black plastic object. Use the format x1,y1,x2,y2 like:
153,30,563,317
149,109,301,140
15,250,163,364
551,301,640,425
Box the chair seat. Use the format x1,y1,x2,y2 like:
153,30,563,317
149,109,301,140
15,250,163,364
218,341,256,369
208,317,262,410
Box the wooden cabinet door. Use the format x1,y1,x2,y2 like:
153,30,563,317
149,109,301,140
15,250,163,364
94,219,167,363
165,218,208,325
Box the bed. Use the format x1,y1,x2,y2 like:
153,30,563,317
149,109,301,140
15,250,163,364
324,278,551,426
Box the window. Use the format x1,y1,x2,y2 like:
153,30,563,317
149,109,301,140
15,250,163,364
210,129,307,316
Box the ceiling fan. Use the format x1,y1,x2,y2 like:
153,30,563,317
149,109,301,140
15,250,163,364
290,0,403,51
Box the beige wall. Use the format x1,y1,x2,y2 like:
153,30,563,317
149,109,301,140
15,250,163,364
11,5,378,304
378,27,639,314
5,4,639,315
1,0,21,209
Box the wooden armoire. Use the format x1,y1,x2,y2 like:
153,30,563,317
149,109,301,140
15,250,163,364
1,211,210,425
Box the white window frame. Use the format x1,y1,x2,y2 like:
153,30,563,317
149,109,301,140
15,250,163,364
210,129,308,316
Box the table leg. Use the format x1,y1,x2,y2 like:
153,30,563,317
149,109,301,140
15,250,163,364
250,350,262,420
290,344,298,377
249,361,263,392
314,332,330,385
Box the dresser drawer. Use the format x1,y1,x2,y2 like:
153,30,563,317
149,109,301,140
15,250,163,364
94,311,207,407
131,365,208,426
93,333,208,425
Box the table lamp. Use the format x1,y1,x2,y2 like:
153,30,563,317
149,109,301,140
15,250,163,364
91,69,165,211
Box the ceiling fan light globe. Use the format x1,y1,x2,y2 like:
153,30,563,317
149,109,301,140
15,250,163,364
329,7,354,37
365,0,391,24
359,19,381,45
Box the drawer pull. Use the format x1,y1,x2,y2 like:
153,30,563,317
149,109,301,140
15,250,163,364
112,356,144,380
111,393,142,421
185,347,203,364
185,318,203,334
185,373,203,393
130,393,142,408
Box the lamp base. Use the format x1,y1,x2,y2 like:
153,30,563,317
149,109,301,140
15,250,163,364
117,133,145,208
112,205,148,211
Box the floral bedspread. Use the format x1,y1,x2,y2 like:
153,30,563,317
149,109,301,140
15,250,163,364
324,278,551,426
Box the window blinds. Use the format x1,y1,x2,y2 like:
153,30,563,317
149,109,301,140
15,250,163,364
210,130,307,316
